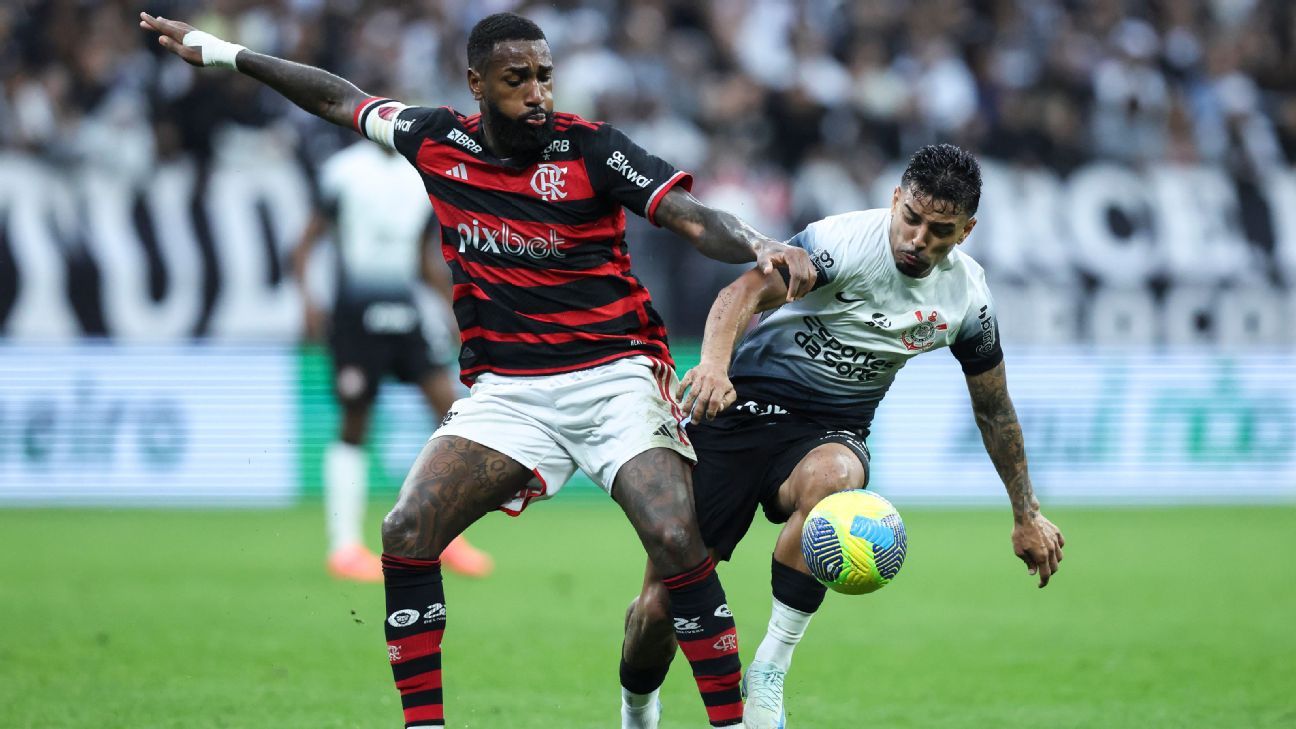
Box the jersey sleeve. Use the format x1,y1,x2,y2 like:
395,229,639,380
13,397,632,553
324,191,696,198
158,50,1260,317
950,275,1005,375
783,216,871,293
353,97,447,160
585,123,692,225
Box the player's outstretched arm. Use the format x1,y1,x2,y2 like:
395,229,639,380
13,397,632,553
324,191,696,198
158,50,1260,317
677,268,787,421
139,13,367,129
654,188,816,300
964,362,1065,588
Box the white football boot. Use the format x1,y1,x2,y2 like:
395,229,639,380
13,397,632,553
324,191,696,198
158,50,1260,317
741,661,787,729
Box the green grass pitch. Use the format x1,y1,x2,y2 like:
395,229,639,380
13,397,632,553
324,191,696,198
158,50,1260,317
1,502,1293,728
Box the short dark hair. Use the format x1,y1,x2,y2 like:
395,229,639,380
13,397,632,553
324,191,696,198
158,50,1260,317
900,144,982,217
467,13,547,71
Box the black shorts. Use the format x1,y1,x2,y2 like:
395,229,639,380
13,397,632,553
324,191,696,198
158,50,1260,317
329,300,445,403
689,400,870,561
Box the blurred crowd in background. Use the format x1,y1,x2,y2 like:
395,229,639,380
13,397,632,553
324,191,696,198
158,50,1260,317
4,0,1295,232
2,0,1296,343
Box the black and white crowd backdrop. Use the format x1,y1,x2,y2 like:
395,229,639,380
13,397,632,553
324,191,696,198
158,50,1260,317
1,147,1293,505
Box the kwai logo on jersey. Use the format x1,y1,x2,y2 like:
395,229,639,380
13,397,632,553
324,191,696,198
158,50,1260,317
456,219,568,260
530,163,568,201
901,310,949,351
606,150,653,188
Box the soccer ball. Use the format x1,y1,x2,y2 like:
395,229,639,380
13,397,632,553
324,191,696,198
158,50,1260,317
800,489,907,595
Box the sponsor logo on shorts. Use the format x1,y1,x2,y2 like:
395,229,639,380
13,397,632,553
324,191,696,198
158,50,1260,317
674,616,702,634
387,608,421,627
735,401,789,417
714,603,733,618
713,634,738,652
439,410,457,428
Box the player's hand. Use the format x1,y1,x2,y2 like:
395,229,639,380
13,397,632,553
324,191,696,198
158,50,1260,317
753,240,816,301
138,12,204,66
676,359,736,422
1011,512,1065,588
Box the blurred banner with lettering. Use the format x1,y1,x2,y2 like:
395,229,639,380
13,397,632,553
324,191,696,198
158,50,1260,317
0,344,297,505
2,151,1295,344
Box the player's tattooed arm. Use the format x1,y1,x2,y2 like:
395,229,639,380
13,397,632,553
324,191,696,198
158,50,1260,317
679,268,787,421
655,188,816,300
965,362,1036,518
965,361,1066,588
139,13,367,128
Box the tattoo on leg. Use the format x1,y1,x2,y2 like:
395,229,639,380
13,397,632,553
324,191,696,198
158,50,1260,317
613,448,706,575
383,436,530,559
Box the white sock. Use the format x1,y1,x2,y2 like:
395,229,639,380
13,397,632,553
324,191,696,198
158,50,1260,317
324,441,367,553
621,686,658,711
752,597,814,671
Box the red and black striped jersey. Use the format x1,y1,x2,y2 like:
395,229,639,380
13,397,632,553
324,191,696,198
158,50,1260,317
352,97,691,383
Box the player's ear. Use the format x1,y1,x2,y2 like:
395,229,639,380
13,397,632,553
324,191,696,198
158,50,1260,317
958,216,977,244
467,67,483,100
890,186,901,210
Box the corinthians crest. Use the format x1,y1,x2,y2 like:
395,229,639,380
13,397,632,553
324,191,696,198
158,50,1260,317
901,309,948,351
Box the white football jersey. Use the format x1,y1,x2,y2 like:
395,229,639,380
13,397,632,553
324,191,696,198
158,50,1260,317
728,208,1002,429
319,141,432,297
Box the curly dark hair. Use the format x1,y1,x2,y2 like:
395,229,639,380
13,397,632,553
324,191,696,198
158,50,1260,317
467,13,547,71
900,144,982,217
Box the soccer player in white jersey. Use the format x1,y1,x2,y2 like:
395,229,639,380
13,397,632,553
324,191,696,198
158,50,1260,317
618,145,1066,729
292,139,493,582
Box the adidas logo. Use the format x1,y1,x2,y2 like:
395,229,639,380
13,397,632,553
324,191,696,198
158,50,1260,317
444,162,468,180
653,422,675,439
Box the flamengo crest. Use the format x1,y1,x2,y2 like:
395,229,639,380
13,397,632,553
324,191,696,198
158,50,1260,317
901,310,948,351
530,163,568,201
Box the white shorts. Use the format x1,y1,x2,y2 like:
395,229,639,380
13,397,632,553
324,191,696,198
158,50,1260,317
431,355,695,515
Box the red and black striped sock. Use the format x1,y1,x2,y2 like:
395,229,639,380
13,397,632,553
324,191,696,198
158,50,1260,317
662,557,743,727
382,554,446,728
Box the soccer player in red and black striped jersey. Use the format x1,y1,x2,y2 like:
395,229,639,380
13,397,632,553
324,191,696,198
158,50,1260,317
142,10,817,729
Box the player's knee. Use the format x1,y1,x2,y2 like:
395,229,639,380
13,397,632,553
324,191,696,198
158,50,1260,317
795,454,864,513
380,505,418,554
644,517,702,568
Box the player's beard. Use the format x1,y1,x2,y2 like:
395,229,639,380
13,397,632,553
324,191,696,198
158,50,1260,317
482,100,555,157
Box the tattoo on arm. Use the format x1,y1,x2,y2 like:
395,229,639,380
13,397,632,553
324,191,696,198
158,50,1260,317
654,188,775,264
237,51,367,128
966,362,1039,521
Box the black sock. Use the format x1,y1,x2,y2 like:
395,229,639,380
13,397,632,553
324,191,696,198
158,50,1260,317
662,557,743,727
620,657,672,695
772,555,827,614
382,554,446,728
